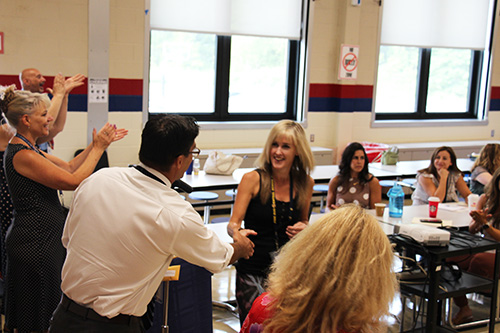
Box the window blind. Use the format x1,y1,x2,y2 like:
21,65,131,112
150,0,303,40
380,0,493,50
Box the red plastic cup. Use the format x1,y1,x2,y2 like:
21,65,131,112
428,197,440,218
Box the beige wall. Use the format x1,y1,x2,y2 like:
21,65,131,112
0,0,499,168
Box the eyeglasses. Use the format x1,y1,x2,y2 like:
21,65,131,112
191,148,201,158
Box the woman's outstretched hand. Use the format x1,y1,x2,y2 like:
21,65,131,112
93,123,117,150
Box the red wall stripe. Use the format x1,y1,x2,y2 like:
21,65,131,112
0,75,143,96
309,83,373,99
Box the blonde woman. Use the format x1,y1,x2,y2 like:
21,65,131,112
0,86,126,333
241,205,397,333
469,143,500,195
227,120,315,324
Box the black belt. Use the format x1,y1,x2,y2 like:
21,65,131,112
61,294,138,325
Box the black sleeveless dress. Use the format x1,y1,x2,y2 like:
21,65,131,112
0,150,13,313
4,144,66,332
236,170,301,276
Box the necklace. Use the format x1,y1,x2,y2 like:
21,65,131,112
15,133,41,154
270,175,294,251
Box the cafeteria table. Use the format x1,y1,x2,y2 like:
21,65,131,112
369,158,475,178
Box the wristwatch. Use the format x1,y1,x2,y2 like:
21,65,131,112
482,223,490,231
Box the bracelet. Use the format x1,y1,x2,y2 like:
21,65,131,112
238,228,244,231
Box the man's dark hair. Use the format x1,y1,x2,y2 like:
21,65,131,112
139,114,199,171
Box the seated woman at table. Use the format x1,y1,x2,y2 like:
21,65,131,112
227,120,315,325
452,167,500,325
469,143,500,195
326,142,381,210
412,146,471,205
240,205,397,333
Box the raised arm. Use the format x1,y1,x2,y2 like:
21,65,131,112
285,175,314,239
418,170,449,202
368,176,382,209
13,125,117,191
37,74,64,144
227,171,260,240
38,73,85,144
326,176,340,211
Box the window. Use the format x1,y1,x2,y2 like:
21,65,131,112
374,0,495,122
146,0,309,123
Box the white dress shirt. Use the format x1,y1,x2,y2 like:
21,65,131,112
61,164,233,318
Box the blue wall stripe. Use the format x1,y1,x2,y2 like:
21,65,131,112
68,95,88,112
308,97,372,112
109,95,143,112
66,95,143,112
489,99,500,111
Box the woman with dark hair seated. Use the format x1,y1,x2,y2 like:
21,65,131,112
326,142,381,210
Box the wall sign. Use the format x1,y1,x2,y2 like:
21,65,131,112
88,78,108,103
338,44,359,80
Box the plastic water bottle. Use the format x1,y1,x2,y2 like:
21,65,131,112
388,180,404,218
193,158,200,175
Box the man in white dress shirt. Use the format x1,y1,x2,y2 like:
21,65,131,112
49,114,254,332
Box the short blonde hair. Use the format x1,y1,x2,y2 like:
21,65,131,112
255,120,314,212
0,85,50,128
265,205,397,333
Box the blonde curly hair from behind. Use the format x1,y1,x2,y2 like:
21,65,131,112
0,85,50,128
264,205,397,333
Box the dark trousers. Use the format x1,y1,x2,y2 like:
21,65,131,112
49,298,145,333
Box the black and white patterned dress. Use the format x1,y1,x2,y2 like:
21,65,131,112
0,150,13,312
3,144,66,332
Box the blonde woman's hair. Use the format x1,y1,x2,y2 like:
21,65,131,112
255,120,314,213
0,85,50,128
265,205,397,333
472,143,500,175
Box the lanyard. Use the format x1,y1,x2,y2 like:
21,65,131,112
133,165,166,186
15,133,41,154
270,175,294,251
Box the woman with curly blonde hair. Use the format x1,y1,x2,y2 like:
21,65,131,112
241,205,397,333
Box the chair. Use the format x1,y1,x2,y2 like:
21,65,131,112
313,184,329,213
444,281,500,330
401,178,417,189
225,189,237,215
188,191,219,224
74,149,109,173
379,180,395,199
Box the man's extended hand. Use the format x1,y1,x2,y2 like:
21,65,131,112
229,231,255,264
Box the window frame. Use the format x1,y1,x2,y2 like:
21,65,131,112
142,0,311,126
374,48,484,121
372,0,497,125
